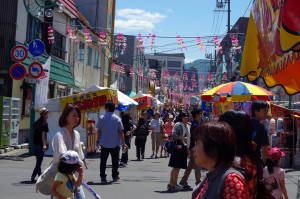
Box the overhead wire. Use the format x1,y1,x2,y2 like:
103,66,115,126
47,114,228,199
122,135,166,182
243,0,253,17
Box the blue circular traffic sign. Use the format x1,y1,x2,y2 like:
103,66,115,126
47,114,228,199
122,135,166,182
9,63,27,80
28,39,45,57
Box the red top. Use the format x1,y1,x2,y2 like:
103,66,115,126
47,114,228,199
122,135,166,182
164,122,174,136
195,173,250,199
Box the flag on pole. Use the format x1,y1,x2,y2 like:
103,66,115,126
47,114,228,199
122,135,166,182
35,56,51,108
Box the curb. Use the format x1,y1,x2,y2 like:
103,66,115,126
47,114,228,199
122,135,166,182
0,143,29,154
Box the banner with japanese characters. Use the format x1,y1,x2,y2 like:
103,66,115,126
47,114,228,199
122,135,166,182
60,89,118,112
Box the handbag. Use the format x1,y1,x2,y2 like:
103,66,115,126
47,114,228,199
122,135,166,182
36,164,57,195
163,139,176,155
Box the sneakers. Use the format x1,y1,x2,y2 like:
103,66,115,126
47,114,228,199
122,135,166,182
119,162,127,167
167,184,184,191
30,177,36,183
179,180,191,187
112,176,120,182
101,178,107,183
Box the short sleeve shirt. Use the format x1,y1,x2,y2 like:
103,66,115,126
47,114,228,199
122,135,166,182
97,112,124,148
53,172,75,199
164,122,174,136
149,119,163,133
33,122,49,146
251,119,269,155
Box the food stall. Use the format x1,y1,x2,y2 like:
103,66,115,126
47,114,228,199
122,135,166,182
269,103,300,168
44,88,118,156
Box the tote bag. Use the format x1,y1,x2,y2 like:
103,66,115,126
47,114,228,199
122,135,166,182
36,163,57,195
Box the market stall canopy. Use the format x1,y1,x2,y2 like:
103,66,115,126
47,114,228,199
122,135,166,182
61,87,118,112
201,81,274,102
240,1,300,95
82,85,138,107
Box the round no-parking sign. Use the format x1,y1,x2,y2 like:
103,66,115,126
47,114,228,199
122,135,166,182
28,62,43,78
9,63,27,80
11,45,28,62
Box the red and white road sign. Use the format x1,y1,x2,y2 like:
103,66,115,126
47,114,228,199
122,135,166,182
11,45,28,62
28,62,43,78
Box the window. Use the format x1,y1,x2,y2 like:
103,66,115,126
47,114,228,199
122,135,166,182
26,15,42,43
94,51,99,68
167,61,181,68
78,42,84,62
87,47,92,66
52,31,66,60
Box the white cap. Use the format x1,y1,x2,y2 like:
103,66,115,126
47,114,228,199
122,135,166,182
61,150,81,165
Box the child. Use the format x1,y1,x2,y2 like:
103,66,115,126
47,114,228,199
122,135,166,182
263,147,289,199
51,150,84,199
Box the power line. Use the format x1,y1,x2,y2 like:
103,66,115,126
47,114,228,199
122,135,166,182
243,0,252,17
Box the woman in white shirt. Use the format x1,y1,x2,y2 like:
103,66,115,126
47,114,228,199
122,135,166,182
51,104,86,199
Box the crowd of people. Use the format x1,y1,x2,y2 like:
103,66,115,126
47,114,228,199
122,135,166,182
32,100,289,199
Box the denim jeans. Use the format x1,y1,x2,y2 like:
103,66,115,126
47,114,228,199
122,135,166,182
31,144,45,179
100,146,120,179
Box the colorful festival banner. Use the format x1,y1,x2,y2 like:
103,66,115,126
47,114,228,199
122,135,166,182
60,89,118,112
241,0,300,94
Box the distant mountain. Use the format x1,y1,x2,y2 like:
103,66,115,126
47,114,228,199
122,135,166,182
184,59,211,73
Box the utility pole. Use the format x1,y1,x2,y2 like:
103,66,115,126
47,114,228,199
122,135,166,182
227,0,230,33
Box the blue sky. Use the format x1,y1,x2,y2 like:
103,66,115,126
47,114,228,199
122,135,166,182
115,0,252,63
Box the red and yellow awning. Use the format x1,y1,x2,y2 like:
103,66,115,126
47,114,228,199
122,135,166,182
240,0,300,95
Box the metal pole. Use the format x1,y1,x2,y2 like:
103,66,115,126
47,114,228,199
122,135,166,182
29,84,36,155
227,0,230,33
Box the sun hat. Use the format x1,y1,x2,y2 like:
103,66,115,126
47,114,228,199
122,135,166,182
61,150,80,165
268,147,285,161
39,107,49,116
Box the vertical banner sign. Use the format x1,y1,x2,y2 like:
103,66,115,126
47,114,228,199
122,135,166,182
35,57,51,107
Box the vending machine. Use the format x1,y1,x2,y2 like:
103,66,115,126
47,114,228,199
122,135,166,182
0,97,11,148
10,98,20,146
0,97,20,148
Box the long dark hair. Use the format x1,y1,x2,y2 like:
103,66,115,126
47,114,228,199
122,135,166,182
218,110,256,158
265,157,279,174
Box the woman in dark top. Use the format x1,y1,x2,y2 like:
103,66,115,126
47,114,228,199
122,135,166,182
31,107,49,182
120,112,136,167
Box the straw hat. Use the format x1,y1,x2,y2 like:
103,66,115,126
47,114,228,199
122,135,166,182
39,107,49,116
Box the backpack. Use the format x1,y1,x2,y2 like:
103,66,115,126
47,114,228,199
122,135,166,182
136,125,148,139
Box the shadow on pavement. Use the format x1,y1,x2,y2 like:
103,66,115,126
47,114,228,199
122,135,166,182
154,187,193,194
0,153,31,161
86,152,101,159
12,180,36,187
86,181,113,185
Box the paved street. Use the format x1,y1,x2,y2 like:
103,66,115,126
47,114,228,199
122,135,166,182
0,141,300,199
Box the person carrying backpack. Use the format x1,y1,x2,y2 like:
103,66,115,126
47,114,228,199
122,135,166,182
134,118,149,160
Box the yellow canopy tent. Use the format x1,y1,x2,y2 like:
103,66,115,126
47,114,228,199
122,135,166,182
240,0,300,95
